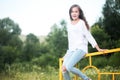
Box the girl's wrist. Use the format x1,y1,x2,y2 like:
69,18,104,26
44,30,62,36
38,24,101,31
95,45,101,51
95,45,107,52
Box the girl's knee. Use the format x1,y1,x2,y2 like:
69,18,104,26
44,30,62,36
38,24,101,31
62,65,67,72
62,65,72,72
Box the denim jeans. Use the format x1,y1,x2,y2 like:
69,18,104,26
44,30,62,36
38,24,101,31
62,49,90,80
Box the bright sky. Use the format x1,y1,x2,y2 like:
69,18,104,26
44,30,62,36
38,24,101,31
0,0,106,36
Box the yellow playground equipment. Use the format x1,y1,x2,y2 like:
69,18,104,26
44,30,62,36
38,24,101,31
59,48,120,80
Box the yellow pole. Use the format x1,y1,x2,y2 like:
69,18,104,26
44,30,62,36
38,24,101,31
85,48,120,57
112,74,114,80
89,56,92,66
98,73,100,80
59,58,63,80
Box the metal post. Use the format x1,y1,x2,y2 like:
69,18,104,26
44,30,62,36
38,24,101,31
59,58,63,80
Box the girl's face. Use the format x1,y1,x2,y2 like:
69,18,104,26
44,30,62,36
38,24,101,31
71,7,80,21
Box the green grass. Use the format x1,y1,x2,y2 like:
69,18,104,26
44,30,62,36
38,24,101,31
0,71,58,80
0,63,120,80
0,63,58,80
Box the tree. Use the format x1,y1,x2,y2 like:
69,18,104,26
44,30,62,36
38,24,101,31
89,25,110,52
0,17,22,70
47,22,67,57
0,17,21,35
103,0,120,40
46,20,68,67
22,33,40,61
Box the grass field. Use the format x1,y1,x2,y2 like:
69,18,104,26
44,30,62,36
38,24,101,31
0,64,120,80
0,71,58,80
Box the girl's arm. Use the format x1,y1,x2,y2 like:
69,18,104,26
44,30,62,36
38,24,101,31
95,45,107,52
82,21,107,52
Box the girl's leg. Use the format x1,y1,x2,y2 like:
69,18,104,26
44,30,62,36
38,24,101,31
65,49,89,80
62,61,71,80
62,50,71,80
62,70,71,80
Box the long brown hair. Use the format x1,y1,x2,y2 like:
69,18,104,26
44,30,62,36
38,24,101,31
69,4,90,30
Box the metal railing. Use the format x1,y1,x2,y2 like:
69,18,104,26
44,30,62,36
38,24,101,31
59,48,120,80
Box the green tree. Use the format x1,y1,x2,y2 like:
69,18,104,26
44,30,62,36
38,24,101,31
0,17,21,35
89,25,110,52
103,0,120,40
46,20,68,67
0,17,22,70
22,33,40,61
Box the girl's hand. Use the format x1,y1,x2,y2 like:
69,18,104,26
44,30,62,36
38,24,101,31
97,48,108,52
95,45,108,52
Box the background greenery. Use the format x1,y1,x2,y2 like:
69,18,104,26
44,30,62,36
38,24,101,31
0,0,120,80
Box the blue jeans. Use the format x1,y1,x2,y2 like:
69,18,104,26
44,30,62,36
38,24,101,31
62,49,89,80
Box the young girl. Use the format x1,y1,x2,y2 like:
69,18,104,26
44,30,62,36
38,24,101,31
62,4,106,80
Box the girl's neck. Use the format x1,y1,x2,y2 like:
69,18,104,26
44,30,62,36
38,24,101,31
71,19,80,25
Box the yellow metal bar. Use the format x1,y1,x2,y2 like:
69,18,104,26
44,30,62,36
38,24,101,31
85,48,120,57
112,74,114,80
98,73,100,80
59,58,63,80
99,73,120,80
59,48,120,80
82,66,100,73
89,56,92,66
74,75,78,80
100,73,120,74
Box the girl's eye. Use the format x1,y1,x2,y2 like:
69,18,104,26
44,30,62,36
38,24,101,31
75,11,78,13
71,11,78,13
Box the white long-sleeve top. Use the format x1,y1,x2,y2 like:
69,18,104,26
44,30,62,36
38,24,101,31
67,19,97,53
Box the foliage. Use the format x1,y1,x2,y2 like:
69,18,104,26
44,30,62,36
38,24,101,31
46,20,68,67
0,17,21,35
47,22,68,57
0,0,120,73
0,18,22,71
32,53,56,68
21,33,41,61
109,52,120,67
90,0,120,68
89,25,110,52
79,58,89,69
103,0,120,40
0,62,120,80
93,56,108,68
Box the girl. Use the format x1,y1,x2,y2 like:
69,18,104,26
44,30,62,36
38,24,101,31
62,4,106,80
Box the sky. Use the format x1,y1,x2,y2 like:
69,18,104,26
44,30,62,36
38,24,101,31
0,0,106,36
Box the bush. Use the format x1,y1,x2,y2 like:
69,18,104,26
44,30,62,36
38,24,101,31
32,53,56,68
79,58,89,69
93,56,108,68
109,52,120,67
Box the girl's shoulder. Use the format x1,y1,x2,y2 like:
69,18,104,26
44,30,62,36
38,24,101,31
67,19,85,27
79,19,85,24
